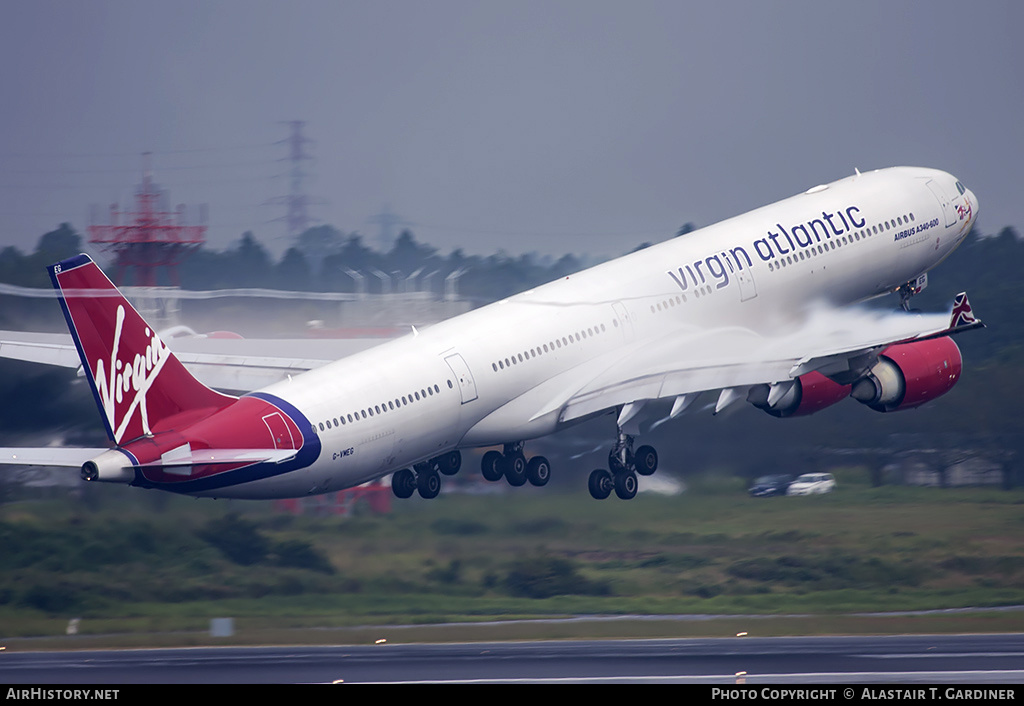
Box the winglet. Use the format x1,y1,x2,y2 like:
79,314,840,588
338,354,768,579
949,292,982,330
905,292,984,345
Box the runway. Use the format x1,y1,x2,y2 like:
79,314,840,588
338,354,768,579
4,634,1024,684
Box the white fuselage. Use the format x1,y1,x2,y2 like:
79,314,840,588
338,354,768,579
218,167,976,498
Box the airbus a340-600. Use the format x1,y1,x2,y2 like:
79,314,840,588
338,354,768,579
0,166,982,501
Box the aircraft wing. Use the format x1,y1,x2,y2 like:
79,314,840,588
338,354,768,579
552,294,982,425
166,350,333,392
0,331,392,392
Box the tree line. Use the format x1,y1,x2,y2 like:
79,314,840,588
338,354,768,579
0,223,590,305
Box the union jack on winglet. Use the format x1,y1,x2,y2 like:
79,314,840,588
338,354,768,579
949,292,979,330
904,292,983,344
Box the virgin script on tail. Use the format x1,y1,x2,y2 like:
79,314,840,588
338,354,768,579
94,304,172,440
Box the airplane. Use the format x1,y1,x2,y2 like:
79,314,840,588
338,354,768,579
0,166,982,501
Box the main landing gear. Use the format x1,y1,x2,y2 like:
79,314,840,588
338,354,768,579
391,450,462,500
480,442,551,488
588,428,657,500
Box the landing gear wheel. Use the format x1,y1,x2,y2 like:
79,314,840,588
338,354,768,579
417,468,441,499
392,468,416,499
504,453,527,487
437,450,462,476
588,469,613,500
634,445,658,476
614,470,638,500
481,450,504,482
526,456,550,487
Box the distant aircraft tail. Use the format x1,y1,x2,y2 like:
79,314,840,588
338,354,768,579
49,254,236,445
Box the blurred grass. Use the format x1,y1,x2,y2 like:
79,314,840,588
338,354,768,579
4,471,1024,647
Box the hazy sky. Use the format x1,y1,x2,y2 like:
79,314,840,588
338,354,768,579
1,1,1020,261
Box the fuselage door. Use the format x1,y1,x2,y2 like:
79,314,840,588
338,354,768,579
612,301,635,341
444,353,478,404
736,266,758,302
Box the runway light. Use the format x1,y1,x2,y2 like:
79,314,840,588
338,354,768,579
375,638,387,644
735,671,747,684
736,631,748,637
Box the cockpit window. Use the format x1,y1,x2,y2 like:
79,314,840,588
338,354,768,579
956,181,966,195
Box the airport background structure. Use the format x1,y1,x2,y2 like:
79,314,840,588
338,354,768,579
87,153,207,287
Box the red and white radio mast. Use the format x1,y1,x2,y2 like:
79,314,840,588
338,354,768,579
88,153,206,286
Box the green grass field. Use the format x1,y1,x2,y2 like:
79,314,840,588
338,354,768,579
4,468,1024,648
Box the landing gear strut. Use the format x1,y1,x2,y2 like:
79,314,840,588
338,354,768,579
897,274,927,312
391,450,463,500
589,426,658,500
480,442,550,488
414,461,441,499
897,284,914,312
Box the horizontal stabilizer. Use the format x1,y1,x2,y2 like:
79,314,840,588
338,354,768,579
0,447,109,468
0,446,295,473
134,448,297,469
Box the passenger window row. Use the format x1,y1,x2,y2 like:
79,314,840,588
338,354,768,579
317,379,452,432
491,322,609,373
767,212,916,273
651,294,686,313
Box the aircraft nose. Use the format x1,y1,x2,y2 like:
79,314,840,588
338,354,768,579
966,187,979,217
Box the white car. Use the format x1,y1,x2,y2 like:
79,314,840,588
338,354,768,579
785,473,836,496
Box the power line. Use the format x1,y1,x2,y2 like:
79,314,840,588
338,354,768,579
0,159,278,176
0,142,278,160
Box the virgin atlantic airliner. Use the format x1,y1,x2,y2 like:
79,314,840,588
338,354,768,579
0,167,982,500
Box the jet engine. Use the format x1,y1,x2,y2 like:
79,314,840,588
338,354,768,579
749,371,852,418
851,337,962,413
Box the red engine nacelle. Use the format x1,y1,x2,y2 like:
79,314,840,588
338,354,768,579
851,337,962,413
751,371,852,418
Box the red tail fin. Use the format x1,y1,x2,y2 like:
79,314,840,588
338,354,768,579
50,254,235,445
